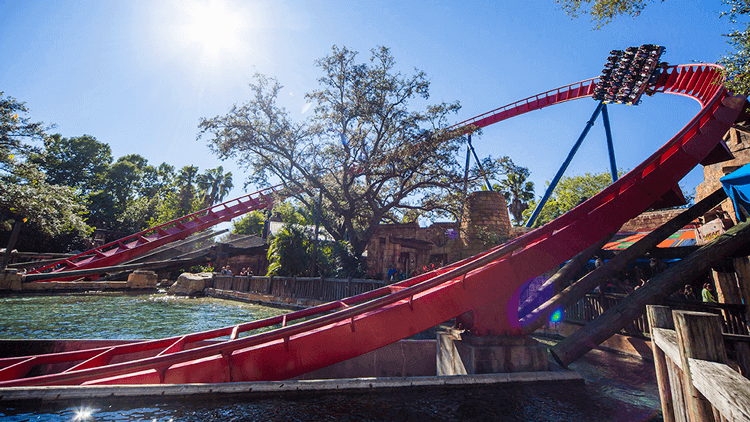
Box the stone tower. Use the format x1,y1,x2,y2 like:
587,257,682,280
459,191,512,258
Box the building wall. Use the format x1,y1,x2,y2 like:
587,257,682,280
365,191,513,278
226,253,268,276
365,221,462,279
696,126,750,223
620,209,685,232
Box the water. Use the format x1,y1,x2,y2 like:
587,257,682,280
0,293,663,421
0,292,289,340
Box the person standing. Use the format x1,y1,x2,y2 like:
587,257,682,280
681,284,697,301
702,282,717,303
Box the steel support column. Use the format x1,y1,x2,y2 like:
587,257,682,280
525,101,605,227
602,103,618,182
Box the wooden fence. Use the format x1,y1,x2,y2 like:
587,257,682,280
564,293,749,338
647,305,750,421
212,275,386,303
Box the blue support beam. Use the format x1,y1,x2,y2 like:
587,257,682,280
467,134,494,191
525,101,606,227
601,103,618,182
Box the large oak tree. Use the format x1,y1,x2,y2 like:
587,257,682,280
199,46,493,264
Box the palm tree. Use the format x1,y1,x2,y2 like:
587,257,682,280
196,166,233,207
176,165,199,216
494,161,535,226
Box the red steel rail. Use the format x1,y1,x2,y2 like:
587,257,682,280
0,64,743,386
27,186,279,280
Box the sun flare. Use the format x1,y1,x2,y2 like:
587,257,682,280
184,0,242,55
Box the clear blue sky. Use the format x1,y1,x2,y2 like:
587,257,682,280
0,0,739,222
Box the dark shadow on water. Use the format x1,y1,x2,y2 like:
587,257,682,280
2,348,663,422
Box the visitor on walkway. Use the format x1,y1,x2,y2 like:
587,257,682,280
701,282,717,303
387,264,398,282
682,284,697,302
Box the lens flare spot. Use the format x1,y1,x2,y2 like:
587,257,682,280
550,308,563,323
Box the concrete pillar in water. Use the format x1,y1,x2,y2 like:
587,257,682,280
437,328,549,375
0,268,22,291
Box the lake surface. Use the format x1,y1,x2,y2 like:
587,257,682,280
0,293,663,421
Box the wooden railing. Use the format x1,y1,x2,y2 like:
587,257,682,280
564,293,749,337
212,275,386,303
647,305,750,421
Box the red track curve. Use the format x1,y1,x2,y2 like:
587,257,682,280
1,64,744,386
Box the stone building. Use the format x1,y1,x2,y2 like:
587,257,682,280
364,221,461,279
365,191,513,279
696,126,750,224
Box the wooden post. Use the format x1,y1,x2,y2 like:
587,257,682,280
712,267,742,305
732,256,750,323
266,276,273,295
550,219,750,367
667,359,690,422
523,188,728,334
1,220,23,270
673,310,728,422
647,305,678,422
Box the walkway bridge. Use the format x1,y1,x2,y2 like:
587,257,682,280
1,64,745,386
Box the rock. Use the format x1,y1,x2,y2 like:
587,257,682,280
0,269,22,291
127,270,158,289
167,272,214,296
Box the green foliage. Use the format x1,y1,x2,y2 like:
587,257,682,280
266,224,311,276
0,91,49,171
273,200,312,226
266,225,367,278
0,92,91,249
31,134,112,193
233,200,310,239
116,196,161,234
318,240,367,278
196,165,233,207
189,264,214,273
523,171,616,227
472,225,512,248
719,1,750,94
557,0,656,28
0,161,91,237
232,210,268,236
86,154,176,235
490,157,535,226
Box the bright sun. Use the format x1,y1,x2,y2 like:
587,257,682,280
184,0,242,57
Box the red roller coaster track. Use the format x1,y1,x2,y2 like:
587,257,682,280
1,64,744,386
27,187,278,280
